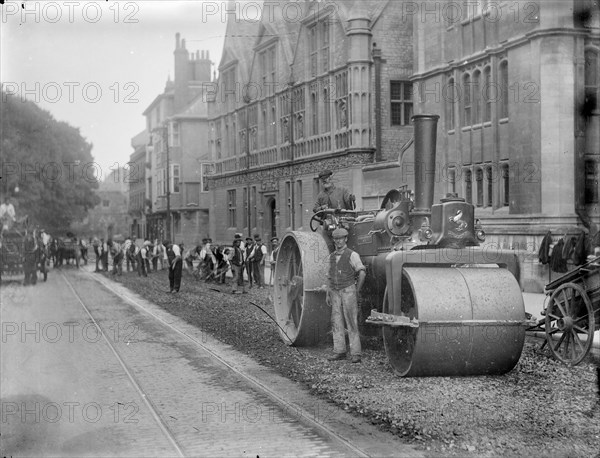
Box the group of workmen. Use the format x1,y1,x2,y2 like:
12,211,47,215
91,234,281,295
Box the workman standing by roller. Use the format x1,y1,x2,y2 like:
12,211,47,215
326,227,366,363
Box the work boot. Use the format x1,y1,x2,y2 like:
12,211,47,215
327,353,346,361
351,355,362,364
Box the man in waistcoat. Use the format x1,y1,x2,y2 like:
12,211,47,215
164,240,182,293
268,237,280,286
230,238,247,294
326,227,366,363
244,237,255,288
251,235,268,288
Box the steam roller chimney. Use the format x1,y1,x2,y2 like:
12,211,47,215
411,114,439,214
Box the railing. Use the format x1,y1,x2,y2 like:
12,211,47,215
213,130,348,175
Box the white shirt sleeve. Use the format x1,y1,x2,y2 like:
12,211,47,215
349,251,366,272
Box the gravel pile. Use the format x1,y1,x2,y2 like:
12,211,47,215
114,270,600,457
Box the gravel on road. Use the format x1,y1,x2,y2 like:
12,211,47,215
107,269,600,458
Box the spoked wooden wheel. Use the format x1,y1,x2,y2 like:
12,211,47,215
272,232,331,346
545,282,595,365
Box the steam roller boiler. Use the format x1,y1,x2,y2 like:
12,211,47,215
272,114,531,377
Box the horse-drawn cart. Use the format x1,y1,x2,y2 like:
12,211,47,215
0,226,48,284
529,256,600,365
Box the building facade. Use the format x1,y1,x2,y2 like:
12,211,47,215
142,34,214,247
207,0,415,245
409,0,599,289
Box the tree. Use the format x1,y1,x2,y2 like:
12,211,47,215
1,92,101,233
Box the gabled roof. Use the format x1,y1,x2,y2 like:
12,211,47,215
218,8,261,81
172,91,209,119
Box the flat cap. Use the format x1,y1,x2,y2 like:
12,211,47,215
332,228,348,238
246,237,253,242
234,233,243,239
270,237,279,242
318,169,333,179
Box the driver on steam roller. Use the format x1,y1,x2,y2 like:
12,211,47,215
312,170,355,213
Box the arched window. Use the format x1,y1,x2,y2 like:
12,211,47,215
486,166,493,207
464,169,472,204
311,92,318,136
483,66,492,123
473,70,481,124
476,167,483,207
323,88,331,133
463,73,471,126
448,167,456,194
499,61,508,119
446,77,456,130
262,109,267,148
501,163,510,206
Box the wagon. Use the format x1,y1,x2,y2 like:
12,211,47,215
0,227,48,283
0,229,25,279
530,256,600,365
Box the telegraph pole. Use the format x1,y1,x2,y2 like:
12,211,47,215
244,96,252,237
164,124,171,242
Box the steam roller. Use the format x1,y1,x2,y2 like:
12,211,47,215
273,114,531,376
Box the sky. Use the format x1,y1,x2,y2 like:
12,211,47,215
1,0,236,177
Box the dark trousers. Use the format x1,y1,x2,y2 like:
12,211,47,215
112,252,123,276
251,262,264,287
23,260,37,285
136,253,147,277
231,264,245,292
169,260,182,292
126,253,136,272
101,253,109,271
245,262,253,287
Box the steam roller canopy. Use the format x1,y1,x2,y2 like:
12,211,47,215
384,267,526,377
272,232,331,346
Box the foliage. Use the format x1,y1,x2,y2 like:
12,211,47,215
1,92,100,233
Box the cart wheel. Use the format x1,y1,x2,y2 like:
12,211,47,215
545,282,595,365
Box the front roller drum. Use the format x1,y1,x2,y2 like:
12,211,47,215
384,267,526,376
272,232,331,346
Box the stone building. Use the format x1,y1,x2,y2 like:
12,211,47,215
409,0,599,289
142,34,214,247
207,0,415,245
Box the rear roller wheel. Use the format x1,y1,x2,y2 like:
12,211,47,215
545,282,594,366
273,232,331,346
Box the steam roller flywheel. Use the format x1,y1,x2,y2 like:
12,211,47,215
383,267,526,376
273,231,331,346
